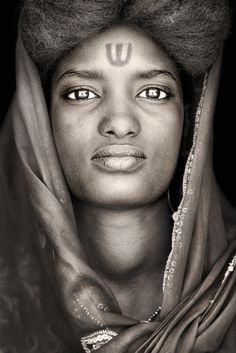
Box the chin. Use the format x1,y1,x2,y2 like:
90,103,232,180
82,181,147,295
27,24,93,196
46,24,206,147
95,197,150,209
87,196,157,210
76,184,164,209
69,172,170,208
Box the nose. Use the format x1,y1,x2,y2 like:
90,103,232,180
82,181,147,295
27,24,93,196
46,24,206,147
98,102,141,139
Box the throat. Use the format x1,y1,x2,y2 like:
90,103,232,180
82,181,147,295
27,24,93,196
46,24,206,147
105,267,165,321
75,197,172,277
74,196,172,319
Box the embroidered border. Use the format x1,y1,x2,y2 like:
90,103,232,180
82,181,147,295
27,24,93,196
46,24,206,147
163,73,209,292
81,329,118,352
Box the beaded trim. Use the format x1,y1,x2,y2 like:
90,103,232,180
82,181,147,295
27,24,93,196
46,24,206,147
73,295,104,328
163,73,209,292
222,254,236,284
200,253,236,323
81,329,118,352
140,306,162,323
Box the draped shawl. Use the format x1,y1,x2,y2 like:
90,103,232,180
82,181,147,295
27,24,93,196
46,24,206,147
0,37,235,353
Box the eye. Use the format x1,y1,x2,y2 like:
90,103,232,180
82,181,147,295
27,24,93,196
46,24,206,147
66,89,98,100
137,88,168,100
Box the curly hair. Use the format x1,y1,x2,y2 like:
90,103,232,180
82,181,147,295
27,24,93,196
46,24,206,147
19,0,231,78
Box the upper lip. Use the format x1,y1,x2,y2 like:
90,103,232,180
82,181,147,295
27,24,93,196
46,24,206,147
92,144,147,159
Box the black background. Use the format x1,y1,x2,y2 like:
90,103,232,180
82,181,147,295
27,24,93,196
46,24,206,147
1,2,236,207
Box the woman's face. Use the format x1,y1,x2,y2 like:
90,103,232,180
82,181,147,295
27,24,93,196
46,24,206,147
51,26,184,208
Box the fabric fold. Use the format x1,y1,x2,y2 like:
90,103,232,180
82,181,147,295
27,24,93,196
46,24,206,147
0,35,235,352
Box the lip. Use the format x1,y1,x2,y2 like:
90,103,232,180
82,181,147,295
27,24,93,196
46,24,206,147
91,144,147,172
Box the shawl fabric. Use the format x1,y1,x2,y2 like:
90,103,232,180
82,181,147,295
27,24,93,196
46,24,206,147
0,37,236,353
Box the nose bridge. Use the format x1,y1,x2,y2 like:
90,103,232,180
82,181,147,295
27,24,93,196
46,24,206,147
98,95,141,138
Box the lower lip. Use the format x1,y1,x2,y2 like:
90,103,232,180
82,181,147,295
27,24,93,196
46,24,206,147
92,156,146,172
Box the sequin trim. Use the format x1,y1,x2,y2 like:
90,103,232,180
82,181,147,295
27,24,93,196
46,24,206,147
222,254,236,284
140,306,162,323
163,73,209,292
73,295,103,327
81,329,118,352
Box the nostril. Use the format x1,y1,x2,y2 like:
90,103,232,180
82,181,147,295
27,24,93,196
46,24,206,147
99,116,140,138
105,130,115,135
127,131,135,136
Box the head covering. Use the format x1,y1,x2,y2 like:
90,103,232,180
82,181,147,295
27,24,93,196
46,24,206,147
0,1,236,352
19,0,231,78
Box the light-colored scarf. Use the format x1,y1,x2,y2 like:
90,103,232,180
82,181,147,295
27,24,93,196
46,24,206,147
0,37,235,353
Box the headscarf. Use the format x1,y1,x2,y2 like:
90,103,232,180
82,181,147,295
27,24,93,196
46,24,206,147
0,12,236,353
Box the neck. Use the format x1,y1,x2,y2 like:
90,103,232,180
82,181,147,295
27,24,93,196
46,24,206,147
74,196,172,320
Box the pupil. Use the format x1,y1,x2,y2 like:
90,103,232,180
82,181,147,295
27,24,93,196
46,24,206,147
77,90,88,99
148,89,159,98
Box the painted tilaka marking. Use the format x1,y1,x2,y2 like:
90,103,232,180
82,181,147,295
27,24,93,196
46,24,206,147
106,42,132,66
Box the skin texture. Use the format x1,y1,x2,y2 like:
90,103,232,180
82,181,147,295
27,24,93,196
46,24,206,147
50,25,184,320
51,26,183,209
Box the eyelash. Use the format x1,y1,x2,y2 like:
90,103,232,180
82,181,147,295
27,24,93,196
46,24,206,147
62,86,172,102
63,88,99,101
137,87,172,101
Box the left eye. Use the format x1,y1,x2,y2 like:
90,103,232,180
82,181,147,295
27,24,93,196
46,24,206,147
66,89,98,100
138,88,168,100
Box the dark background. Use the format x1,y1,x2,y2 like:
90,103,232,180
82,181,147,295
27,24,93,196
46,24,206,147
1,2,236,207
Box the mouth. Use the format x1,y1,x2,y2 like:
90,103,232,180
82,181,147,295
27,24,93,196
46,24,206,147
91,144,147,172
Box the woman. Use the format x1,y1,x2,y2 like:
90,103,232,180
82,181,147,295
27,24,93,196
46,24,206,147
0,0,235,352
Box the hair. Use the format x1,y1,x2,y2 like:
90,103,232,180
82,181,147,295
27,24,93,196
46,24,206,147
19,0,231,79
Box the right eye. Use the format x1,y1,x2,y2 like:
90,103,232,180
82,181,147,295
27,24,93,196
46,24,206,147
137,87,170,101
65,89,98,101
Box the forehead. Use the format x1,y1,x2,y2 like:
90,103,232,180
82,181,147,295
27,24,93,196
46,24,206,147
54,25,179,78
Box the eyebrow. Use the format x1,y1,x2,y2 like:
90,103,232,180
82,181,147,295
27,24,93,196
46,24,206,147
57,69,104,83
135,69,178,82
56,68,178,84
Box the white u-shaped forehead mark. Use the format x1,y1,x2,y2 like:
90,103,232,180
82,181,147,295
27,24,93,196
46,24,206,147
106,42,132,66
111,44,117,61
120,43,129,61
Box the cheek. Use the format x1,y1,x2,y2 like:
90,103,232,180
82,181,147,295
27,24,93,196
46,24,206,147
53,128,92,200
50,109,91,192
51,103,90,158
147,107,184,180
149,108,183,156
162,123,183,162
